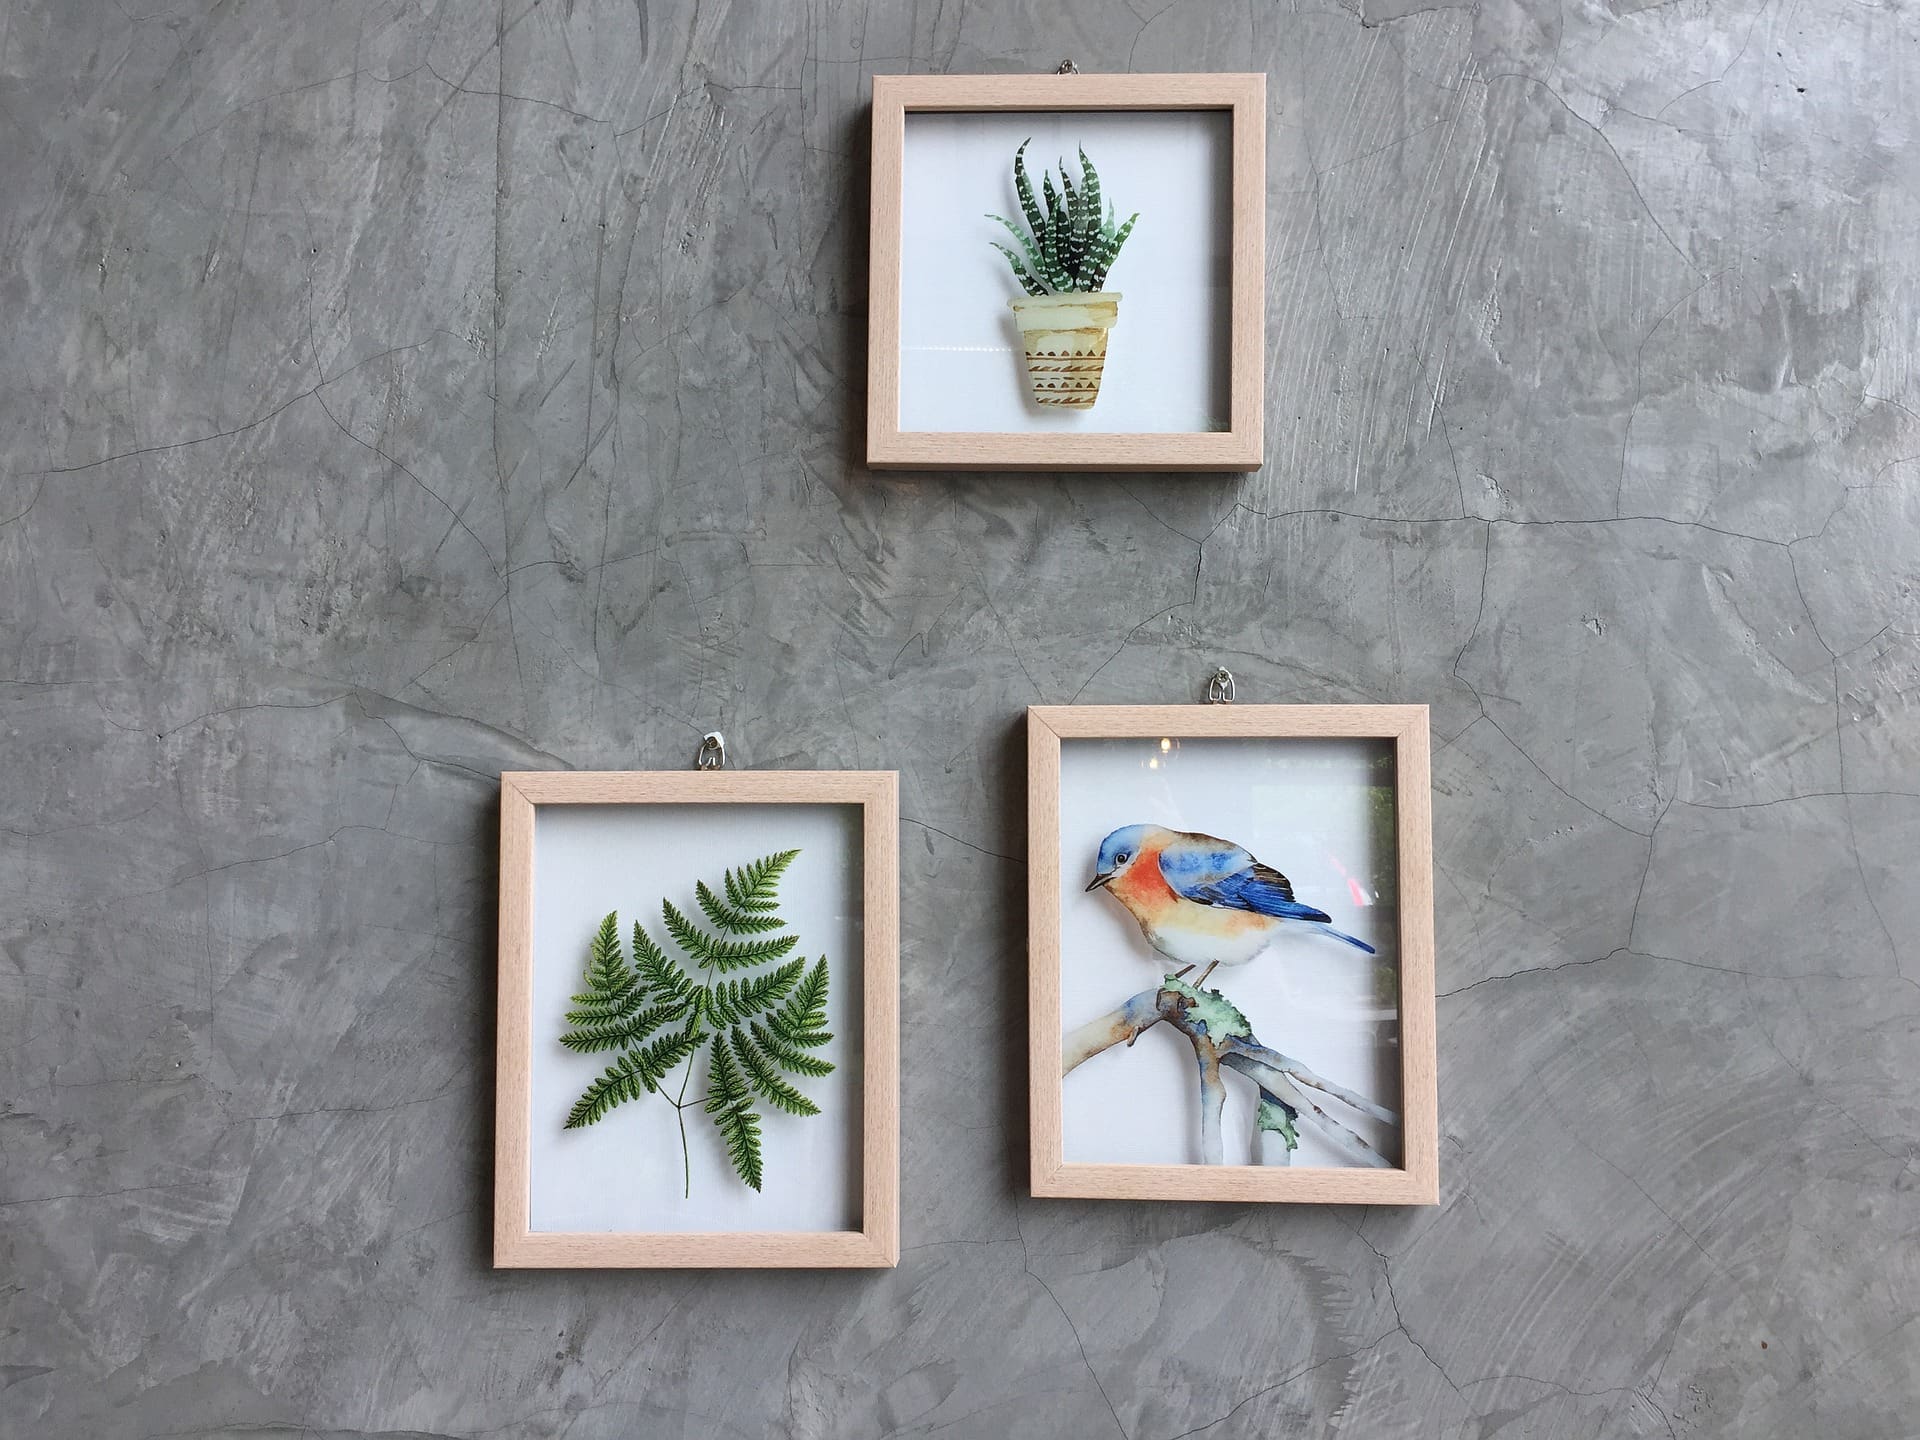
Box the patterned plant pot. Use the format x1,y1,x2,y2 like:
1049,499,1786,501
1009,292,1122,409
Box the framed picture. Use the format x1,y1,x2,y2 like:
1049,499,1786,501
867,72,1266,472
1027,705,1438,1203
494,770,899,1267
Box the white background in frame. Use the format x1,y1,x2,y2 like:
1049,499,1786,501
900,110,1231,434
1059,737,1402,1167
528,803,864,1234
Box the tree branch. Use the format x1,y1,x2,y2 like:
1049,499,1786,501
1195,1036,1226,1166
1226,1041,1398,1126
1063,989,1164,1072
1254,1083,1294,1167
1064,977,1397,1167
1227,1059,1391,1169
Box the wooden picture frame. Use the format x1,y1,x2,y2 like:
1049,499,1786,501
495,770,900,1267
867,72,1266,471
1027,705,1438,1203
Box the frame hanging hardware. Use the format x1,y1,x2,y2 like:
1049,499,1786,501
1204,667,1236,704
1055,59,1080,74
695,731,727,770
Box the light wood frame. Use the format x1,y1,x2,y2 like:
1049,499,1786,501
1027,705,1438,1203
494,770,900,1267
867,72,1267,472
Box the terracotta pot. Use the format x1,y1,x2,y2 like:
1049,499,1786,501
1008,292,1122,409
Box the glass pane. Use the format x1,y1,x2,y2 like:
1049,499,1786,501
900,109,1232,434
528,803,864,1233
1058,736,1402,1169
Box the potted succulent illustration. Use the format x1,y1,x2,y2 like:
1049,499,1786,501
987,142,1139,410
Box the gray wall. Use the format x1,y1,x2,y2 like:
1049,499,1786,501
3,1,1916,1436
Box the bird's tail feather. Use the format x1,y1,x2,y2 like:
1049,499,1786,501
1323,925,1376,955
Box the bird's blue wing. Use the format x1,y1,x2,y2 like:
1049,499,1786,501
1188,867,1333,925
1156,836,1257,895
1162,836,1376,952
1158,837,1329,921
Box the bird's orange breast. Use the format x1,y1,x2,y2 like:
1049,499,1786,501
1110,841,1179,915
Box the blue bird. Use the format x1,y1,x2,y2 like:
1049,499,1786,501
1086,823,1374,986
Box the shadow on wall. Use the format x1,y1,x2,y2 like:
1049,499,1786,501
470,787,501,1274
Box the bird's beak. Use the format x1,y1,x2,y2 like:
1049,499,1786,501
1085,872,1111,892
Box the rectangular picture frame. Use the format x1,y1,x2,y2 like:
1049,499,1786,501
868,72,1266,471
1028,705,1438,1203
495,769,900,1267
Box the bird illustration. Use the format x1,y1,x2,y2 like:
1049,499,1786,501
1085,823,1374,988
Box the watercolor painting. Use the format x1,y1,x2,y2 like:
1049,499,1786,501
558,848,834,1195
1066,823,1398,1166
986,141,1139,409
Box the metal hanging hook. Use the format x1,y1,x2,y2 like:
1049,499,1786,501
1055,58,1079,74
696,731,727,770
1204,667,1236,704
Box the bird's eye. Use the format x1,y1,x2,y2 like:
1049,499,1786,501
1115,851,1130,864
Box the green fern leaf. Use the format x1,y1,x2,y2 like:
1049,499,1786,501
564,994,632,1023
694,879,787,935
703,1034,751,1114
564,1027,702,1128
703,1037,764,1189
722,849,799,912
761,957,833,1073
560,1000,686,1053
631,920,671,974
701,956,806,1029
557,849,827,1194
713,1100,763,1191
586,912,629,985
563,994,631,1023
663,900,799,973
751,1019,836,1078
632,921,698,1007
565,912,641,1022
732,1027,820,1116
768,955,831,1037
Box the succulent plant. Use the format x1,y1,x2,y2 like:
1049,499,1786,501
987,142,1138,296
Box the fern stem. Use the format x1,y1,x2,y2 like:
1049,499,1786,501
675,1088,692,1198
669,928,723,1198
670,1010,706,1198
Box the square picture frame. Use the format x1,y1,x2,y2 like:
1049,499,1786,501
867,72,1267,471
1027,705,1438,1204
494,770,900,1267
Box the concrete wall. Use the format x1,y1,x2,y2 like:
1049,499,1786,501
3,1,1916,1435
